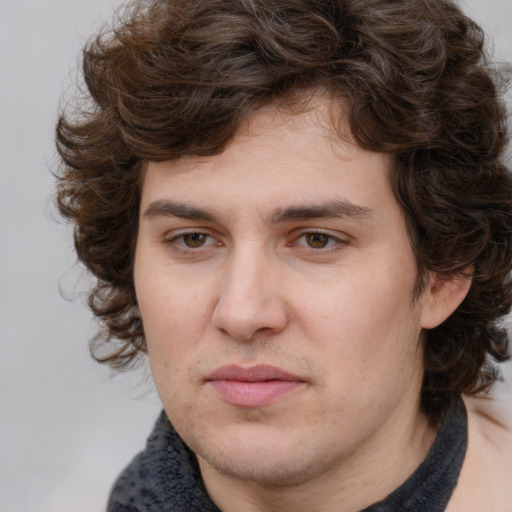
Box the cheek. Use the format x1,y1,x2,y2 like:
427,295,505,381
137,282,202,414
136,264,210,335
297,269,422,379
135,272,207,382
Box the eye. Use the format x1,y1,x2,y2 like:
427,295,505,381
181,233,209,248
303,232,333,249
294,231,344,250
166,232,219,251
285,230,349,257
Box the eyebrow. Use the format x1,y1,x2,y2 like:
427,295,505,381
143,199,374,223
270,200,374,223
143,200,215,221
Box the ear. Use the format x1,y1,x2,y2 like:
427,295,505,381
420,272,472,329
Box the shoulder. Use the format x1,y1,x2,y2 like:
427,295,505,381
447,394,512,512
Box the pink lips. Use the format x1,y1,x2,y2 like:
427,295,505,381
206,365,306,408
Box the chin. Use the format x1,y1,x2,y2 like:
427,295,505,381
201,450,323,488
190,423,334,488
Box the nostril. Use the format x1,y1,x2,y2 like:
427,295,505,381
212,300,288,342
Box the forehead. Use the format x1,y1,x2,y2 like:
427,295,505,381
140,99,395,220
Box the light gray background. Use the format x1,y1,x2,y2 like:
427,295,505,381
1,1,511,511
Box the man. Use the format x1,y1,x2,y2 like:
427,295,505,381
55,0,512,510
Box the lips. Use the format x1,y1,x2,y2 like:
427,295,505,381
206,365,306,408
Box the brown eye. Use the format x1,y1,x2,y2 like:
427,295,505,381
305,233,330,249
183,233,208,248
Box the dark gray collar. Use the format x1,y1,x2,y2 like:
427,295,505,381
363,395,467,512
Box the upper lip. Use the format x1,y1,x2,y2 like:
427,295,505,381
206,364,303,382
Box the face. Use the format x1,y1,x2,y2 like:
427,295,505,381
134,101,434,489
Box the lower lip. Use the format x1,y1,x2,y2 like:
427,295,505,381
208,380,304,408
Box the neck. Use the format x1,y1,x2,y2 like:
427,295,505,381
198,405,436,512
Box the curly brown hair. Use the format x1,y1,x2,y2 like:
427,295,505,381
56,0,512,420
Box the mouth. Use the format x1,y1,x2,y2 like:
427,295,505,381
205,364,306,408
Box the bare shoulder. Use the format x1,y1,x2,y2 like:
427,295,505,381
447,395,512,512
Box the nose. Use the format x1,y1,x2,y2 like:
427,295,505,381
212,249,289,341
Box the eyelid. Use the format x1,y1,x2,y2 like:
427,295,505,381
288,229,350,252
161,227,349,256
164,225,220,240
292,227,348,241
164,229,222,252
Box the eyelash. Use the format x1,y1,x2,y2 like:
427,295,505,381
288,231,348,255
164,230,348,256
165,232,220,254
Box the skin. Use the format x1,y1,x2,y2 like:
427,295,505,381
134,100,470,512
446,396,512,511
